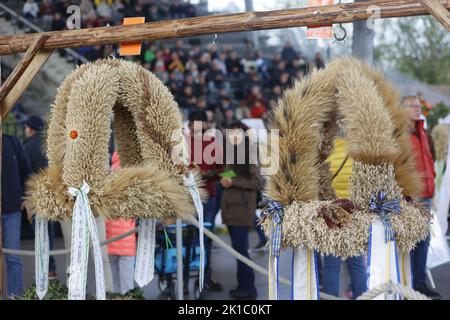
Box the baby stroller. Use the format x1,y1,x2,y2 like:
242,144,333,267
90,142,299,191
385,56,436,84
155,222,212,300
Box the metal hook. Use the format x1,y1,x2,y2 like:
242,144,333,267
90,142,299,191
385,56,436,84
334,23,347,42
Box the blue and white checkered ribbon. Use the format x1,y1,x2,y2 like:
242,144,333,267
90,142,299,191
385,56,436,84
259,199,284,300
369,191,402,243
259,199,284,258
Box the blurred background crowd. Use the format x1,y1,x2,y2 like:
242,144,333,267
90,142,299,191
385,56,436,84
16,0,327,128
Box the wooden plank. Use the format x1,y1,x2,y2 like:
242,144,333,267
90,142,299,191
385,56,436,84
420,0,450,30
0,0,448,55
1,49,53,119
0,35,48,104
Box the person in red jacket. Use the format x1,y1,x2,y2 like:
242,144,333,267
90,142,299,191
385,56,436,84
402,95,440,299
105,151,140,297
250,100,267,119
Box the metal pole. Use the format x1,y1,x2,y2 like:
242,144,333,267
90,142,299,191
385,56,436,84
0,55,3,299
176,219,183,300
352,0,375,65
244,0,259,49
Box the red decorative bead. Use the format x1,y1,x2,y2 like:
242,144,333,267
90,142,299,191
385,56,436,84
69,130,78,139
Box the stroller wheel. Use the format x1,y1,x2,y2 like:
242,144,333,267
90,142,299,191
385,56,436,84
194,279,205,300
158,277,168,293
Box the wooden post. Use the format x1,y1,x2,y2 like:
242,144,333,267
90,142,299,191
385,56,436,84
420,0,450,30
0,35,48,105
0,0,448,56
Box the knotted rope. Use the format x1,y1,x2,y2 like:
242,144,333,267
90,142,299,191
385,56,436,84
357,281,430,300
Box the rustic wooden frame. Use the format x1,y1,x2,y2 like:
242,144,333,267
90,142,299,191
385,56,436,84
0,36,52,118
0,0,449,56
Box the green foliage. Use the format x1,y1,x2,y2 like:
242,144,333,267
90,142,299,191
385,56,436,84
427,102,450,130
376,16,450,85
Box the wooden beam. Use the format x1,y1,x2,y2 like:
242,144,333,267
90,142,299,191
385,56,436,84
0,0,448,55
420,0,450,30
1,49,53,119
0,35,48,104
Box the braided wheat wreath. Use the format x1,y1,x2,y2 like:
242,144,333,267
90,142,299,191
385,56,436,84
26,59,204,221
263,58,431,258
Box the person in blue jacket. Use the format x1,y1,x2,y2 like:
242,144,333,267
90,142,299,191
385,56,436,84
2,133,31,299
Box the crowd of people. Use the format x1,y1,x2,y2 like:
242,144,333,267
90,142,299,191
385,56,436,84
79,39,325,128
17,0,327,132
5,35,326,137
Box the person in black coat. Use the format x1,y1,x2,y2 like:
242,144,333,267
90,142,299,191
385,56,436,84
23,116,58,279
2,133,31,298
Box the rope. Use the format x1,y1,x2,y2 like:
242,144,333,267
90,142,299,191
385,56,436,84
180,213,344,300
357,281,430,300
1,215,343,299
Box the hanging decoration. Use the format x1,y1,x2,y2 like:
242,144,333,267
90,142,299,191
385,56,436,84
261,58,431,300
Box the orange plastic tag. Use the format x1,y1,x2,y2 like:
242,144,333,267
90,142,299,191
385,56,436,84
119,17,145,56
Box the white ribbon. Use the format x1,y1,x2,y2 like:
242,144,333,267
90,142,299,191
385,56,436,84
67,181,106,300
292,247,319,300
367,218,401,300
183,172,205,291
134,219,156,287
35,216,49,300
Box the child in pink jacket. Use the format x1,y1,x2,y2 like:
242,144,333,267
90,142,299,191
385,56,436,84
106,151,137,295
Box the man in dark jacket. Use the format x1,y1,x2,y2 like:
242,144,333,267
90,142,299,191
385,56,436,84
402,95,441,299
2,133,31,298
23,115,58,279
